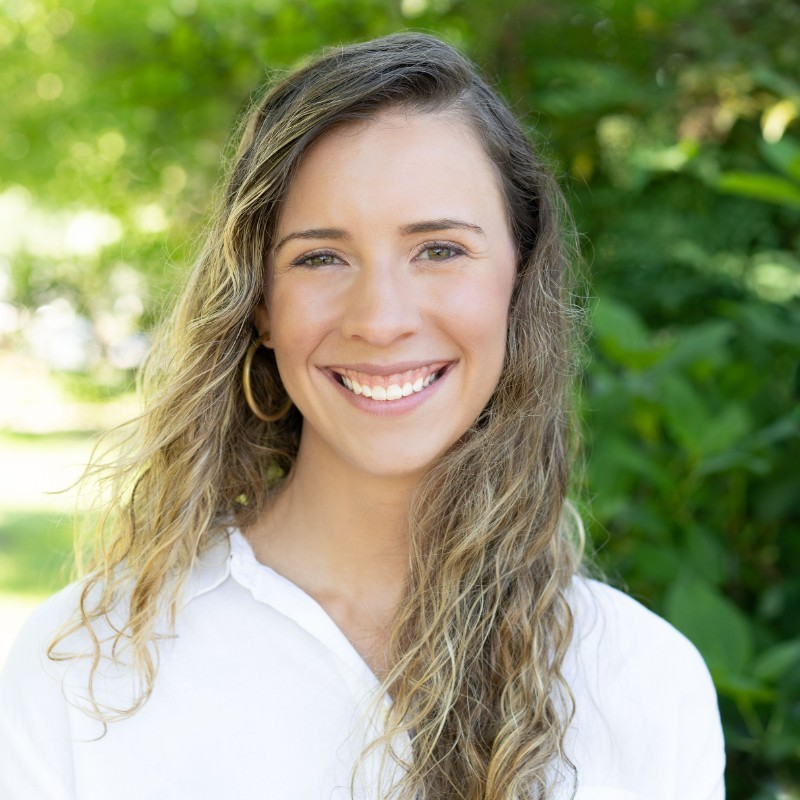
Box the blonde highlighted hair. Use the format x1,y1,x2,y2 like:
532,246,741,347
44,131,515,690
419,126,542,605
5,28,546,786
53,32,584,799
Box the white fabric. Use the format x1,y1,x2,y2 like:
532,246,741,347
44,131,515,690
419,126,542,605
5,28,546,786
0,530,725,799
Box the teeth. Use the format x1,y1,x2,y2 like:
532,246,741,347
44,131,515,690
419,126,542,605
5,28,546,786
336,366,444,401
386,384,403,400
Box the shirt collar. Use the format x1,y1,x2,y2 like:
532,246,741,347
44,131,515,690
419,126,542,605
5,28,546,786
179,528,384,692
180,529,234,604
179,527,306,604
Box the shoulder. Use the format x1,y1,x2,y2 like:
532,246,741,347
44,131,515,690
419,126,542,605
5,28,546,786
1,582,84,685
0,581,90,721
564,575,720,726
567,576,711,682
0,576,133,728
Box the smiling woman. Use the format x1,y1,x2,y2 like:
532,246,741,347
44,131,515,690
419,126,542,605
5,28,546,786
0,33,724,800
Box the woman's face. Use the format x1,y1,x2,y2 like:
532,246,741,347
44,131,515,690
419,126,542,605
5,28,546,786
255,109,517,481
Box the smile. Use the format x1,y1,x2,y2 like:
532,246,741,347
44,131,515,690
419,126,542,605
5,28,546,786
330,363,450,402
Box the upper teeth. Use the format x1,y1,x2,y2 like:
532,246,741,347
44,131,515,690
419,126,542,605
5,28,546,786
335,365,444,401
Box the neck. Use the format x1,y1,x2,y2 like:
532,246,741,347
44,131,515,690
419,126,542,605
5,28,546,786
245,436,421,677
246,434,418,606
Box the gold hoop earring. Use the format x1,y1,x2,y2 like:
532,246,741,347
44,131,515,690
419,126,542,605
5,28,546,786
242,332,293,422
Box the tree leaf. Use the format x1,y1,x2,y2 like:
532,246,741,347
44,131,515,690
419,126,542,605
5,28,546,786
753,639,800,683
665,579,754,677
715,171,800,209
658,374,712,458
592,296,651,352
759,136,800,182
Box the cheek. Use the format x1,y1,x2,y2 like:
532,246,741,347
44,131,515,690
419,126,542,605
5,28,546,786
269,279,337,341
268,279,361,412
267,285,331,386
438,270,514,361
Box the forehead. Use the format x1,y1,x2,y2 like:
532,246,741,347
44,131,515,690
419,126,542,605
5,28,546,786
277,109,508,231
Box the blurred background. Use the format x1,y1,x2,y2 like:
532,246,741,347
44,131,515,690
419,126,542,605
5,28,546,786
0,0,798,796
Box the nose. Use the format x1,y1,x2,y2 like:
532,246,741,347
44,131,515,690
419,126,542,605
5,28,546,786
339,261,422,346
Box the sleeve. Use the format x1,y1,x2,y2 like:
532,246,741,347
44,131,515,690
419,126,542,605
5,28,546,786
671,641,726,800
0,597,77,800
566,579,727,800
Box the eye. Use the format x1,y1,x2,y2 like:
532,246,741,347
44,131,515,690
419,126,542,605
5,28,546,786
416,242,466,262
290,250,343,269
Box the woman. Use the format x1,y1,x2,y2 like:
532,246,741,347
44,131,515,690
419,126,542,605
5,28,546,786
0,33,725,799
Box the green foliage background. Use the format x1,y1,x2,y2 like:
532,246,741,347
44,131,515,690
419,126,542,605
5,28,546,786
1,0,798,796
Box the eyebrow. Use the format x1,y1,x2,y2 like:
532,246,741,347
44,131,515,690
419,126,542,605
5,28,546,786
272,227,349,253
399,219,485,237
272,218,485,253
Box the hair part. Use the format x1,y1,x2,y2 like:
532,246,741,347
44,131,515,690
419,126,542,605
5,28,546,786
51,32,584,799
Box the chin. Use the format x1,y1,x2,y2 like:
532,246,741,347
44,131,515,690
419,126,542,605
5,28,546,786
347,446,448,483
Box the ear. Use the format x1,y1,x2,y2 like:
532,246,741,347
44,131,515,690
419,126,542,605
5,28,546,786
252,300,273,347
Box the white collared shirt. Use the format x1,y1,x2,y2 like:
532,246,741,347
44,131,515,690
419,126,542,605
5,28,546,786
0,530,725,799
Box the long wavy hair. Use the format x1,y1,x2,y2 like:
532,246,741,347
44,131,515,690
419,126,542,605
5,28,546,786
52,32,584,800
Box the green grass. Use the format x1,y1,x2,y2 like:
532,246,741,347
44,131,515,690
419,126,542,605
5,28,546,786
0,430,96,599
0,509,78,598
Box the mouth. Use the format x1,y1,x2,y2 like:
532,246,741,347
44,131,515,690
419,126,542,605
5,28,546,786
328,362,452,402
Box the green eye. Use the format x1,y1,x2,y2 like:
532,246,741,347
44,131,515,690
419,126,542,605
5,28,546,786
424,246,456,260
305,253,336,267
292,252,339,268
